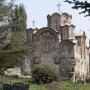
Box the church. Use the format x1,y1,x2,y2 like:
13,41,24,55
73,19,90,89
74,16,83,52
25,12,90,82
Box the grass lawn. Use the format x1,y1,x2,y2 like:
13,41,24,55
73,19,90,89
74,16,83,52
29,81,90,90
0,75,90,90
61,80,90,90
0,75,30,83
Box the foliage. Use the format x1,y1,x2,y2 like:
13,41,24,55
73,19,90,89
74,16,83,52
5,4,27,50
30,84,46,90
0,75,31,83
11,4,27,32
0,0,14,50
0,44,36,75
31,65,59,84
0,1,27,50
0,0,14,74
0,51,23,74
64,0,90,17
29,81,90,90
9,3,27,50
0,0,35,74
0,75,90,90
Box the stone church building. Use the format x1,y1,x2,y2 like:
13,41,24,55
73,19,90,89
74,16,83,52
25,12,90,82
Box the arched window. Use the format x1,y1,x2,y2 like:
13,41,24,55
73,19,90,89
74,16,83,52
64,29,68,39
43,42,49,53
69,27,74,39
68,47,72,53
54,20,58,31
36,30,56,53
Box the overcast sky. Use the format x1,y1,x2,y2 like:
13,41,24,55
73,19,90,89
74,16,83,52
16,0,90,45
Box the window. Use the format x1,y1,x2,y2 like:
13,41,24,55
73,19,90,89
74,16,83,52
69,27,75,39
43,42,49,53
68,47,72,53
55,20,58,31
64,29,68,39
54,57,60,64
63,20,67,24
71,57,74,59
70,29,74,38
80,48,82,59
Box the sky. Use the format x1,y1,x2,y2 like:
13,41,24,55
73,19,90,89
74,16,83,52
16,0,90,46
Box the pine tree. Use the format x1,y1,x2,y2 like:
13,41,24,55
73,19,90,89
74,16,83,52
0,0,13,50
0,1,35,74
0,0,16,74
64,0,90,17
10,4,27,50
11,4,27,32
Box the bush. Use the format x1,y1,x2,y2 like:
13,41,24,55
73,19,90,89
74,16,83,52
31,65,59,84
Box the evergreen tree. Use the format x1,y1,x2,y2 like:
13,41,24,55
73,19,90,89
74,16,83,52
0,0,16,74
10,4,27,50
0,0,13,50
0,1,36,74
11,4,27,32
64,0,90,17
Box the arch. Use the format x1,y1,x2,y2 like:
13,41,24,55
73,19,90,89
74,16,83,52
35,27,58,41
70,24,76,28
61,13,70,17
63,25,69,28
51,13,60,17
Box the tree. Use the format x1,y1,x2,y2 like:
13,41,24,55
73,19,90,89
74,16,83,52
0,1,35,74
64,0,90,17
10,4,27,50
0,1,27,50
0,0,14,50
0,0,16,74
11,4,27,32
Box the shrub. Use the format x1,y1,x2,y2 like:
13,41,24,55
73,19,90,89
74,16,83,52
31,64,59,84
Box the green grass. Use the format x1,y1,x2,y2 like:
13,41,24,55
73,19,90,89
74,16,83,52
61,80,90,90
0,75,30,83
29,81,90,90
0,75,90,90
30,84,46,90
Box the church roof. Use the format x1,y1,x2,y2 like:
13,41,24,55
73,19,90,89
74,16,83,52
51,12,60,16
60,40,76,45
61,12,70,17
50,12,72,18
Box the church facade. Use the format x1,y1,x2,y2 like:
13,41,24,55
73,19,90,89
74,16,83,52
25,12,90,82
